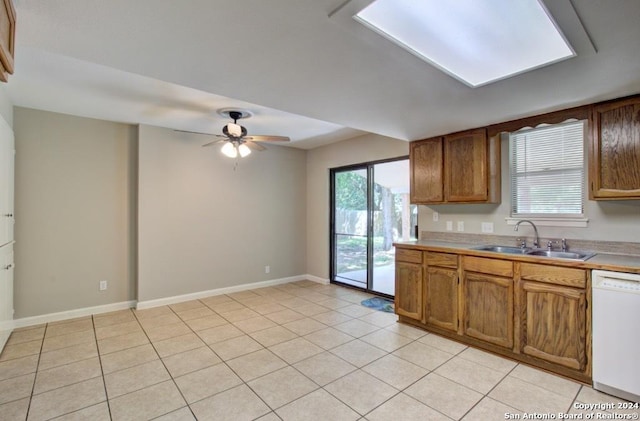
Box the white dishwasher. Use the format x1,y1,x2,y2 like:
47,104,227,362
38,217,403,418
592,270,640,402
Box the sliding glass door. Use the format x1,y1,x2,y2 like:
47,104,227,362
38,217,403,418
332,167,369,291
330,157,415,296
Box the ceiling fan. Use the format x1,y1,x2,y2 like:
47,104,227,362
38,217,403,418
177,109,290,158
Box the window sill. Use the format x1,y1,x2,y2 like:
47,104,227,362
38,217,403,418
505,217,588,228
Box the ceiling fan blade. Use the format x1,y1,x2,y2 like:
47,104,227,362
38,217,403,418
202,139,225,147
174,129,215,136
244,135,290,142
245,141,266,151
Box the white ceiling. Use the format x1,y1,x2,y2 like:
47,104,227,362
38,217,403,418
5,0,640,149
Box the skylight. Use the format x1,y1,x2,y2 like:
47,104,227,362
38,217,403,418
354,0,575,87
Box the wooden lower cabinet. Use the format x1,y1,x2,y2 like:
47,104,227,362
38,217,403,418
519,281,587,371
462,272,514,348
461,256,514,349
395,261,423,321
394,247,591,382
424,266,458,331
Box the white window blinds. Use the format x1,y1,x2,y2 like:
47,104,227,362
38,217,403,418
510,120,585,217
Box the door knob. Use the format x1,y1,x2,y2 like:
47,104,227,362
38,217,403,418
4,264,12,270
4,213,13,217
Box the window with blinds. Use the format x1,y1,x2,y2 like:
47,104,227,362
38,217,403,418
509,120,585,218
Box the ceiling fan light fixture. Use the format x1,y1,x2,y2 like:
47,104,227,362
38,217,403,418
238,143,251,157
221,142,238,158
226,122,243,138
195,108,289,160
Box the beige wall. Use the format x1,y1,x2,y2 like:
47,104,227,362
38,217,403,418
305,133,409,279
137,125,307,302
418,137,640,243
13,111,307,316
13,108,137,318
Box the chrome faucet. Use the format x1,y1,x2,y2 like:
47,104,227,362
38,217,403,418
514,220,540,248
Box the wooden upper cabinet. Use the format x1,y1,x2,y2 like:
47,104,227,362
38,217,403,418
410,128,500,204
445,128,489,202
590,97,640,199
410,137,443,203
0,0,16,83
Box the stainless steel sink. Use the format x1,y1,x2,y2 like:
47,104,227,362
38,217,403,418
472,245,595,261
526,250,595,260
472,245,531,254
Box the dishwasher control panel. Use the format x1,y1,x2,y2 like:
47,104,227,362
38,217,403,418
593,270,640,293
599,278,640,292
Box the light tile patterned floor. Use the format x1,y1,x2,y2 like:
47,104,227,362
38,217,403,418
0,280,635,420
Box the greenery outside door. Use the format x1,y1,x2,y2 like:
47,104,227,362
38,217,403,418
330,157,415,296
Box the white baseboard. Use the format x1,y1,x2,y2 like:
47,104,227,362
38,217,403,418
7,275,332,332
304,274,330,285
136,274,323,310
12,301,137,330
0,329,10,353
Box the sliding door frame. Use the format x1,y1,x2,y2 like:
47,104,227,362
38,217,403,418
329,155,409,298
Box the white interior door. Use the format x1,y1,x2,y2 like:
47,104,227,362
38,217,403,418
0,115,14,246
0,244,14,351
0,114,15,352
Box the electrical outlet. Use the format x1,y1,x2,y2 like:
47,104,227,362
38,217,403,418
99,280,108,291
432,211,439,222
265,265,270,274
446,221,453,231
457,221,465,232
481,222,494,233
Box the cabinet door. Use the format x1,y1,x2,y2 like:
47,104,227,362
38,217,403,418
445,128,488,202
410,138,443,203
519,281,587,371
462,272,513,348
590,98,640,199
425,266,458,331
395,261,423,320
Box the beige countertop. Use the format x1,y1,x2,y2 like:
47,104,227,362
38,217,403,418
395,239,640,274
